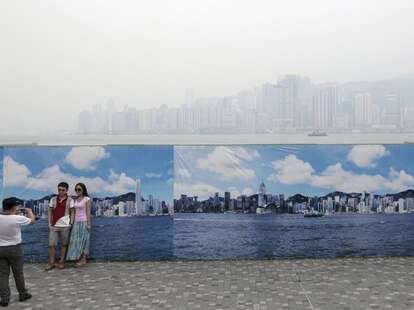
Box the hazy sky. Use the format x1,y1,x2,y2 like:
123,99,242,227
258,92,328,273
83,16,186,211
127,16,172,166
1,0,413,134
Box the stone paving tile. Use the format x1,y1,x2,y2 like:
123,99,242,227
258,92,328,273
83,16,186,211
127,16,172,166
3,257,414,309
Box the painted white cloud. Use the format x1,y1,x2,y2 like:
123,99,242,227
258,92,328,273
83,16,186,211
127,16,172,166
311,163,388,193
65,146,110,171
26,164,73,192
347,145,389,168
4,156,135,195
386,168,414,192
197,146,258,181
145,172,162,178
3,156,31,187
267,154,314,184
174,182,221,200
235,148,260,161
267,154,414,193
176,168,191,178
105,170,136,194
311,163,414,193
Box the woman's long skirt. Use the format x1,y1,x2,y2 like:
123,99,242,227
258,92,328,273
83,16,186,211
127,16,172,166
66,222,90,260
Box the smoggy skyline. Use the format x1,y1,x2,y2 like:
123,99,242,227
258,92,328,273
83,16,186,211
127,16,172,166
1,0,413,134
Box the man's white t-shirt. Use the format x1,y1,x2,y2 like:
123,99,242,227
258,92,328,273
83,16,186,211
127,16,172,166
0,214,31,246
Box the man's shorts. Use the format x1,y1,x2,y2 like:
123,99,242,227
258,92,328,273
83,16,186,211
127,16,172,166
49,226,71,247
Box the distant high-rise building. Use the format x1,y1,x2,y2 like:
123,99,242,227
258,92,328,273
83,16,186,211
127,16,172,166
278,75,300,127
354,93,374,127
79,102,113,134
312,85,338,129
124,106,139,133
78,110,93,134
91,104,108,133
112,111,127,133
260,83,292,129
105,99,116,133
261,83,278,114
382,92,401,127
237,90,256,110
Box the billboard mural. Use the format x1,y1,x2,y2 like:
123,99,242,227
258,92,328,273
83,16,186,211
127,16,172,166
1,144,414,262
173,145,414,259
3,146,174,262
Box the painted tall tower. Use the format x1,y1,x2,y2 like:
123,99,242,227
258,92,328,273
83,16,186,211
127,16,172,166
258,181,266,207
135,178,144,215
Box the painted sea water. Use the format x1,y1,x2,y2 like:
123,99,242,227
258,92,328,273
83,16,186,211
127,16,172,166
21,213,414,262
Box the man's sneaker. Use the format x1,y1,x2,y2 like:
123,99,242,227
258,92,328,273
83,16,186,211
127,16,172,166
18,292,32,302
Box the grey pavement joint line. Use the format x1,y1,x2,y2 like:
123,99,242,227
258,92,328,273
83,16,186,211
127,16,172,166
296,271,314,310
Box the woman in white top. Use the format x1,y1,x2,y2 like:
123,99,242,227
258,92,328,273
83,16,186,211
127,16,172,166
0,197,35,307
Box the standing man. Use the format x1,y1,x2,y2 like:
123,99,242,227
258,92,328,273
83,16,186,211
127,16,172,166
46,182,75,271
0,197,36,307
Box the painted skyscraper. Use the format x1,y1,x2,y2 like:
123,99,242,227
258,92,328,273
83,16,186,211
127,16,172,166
135,178,144,215
258,181,266,207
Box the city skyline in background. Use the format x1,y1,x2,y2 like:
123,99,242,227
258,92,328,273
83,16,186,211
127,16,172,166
1,0,414,134
77,74,414,134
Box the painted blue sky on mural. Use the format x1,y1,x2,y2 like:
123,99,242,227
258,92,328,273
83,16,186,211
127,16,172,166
174,145,414,199
3,146,173,201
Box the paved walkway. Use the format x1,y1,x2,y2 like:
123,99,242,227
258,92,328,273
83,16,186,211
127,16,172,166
4,257,414,309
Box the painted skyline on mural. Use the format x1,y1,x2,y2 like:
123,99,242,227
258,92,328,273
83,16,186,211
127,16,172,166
1,144,414,262
174,145,414,200
3,146,173,203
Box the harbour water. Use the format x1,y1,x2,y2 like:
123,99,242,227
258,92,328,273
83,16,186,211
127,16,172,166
21,213,414,262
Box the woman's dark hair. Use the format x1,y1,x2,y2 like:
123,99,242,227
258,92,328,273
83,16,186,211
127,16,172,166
75,183,89,197
2,197,18,211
